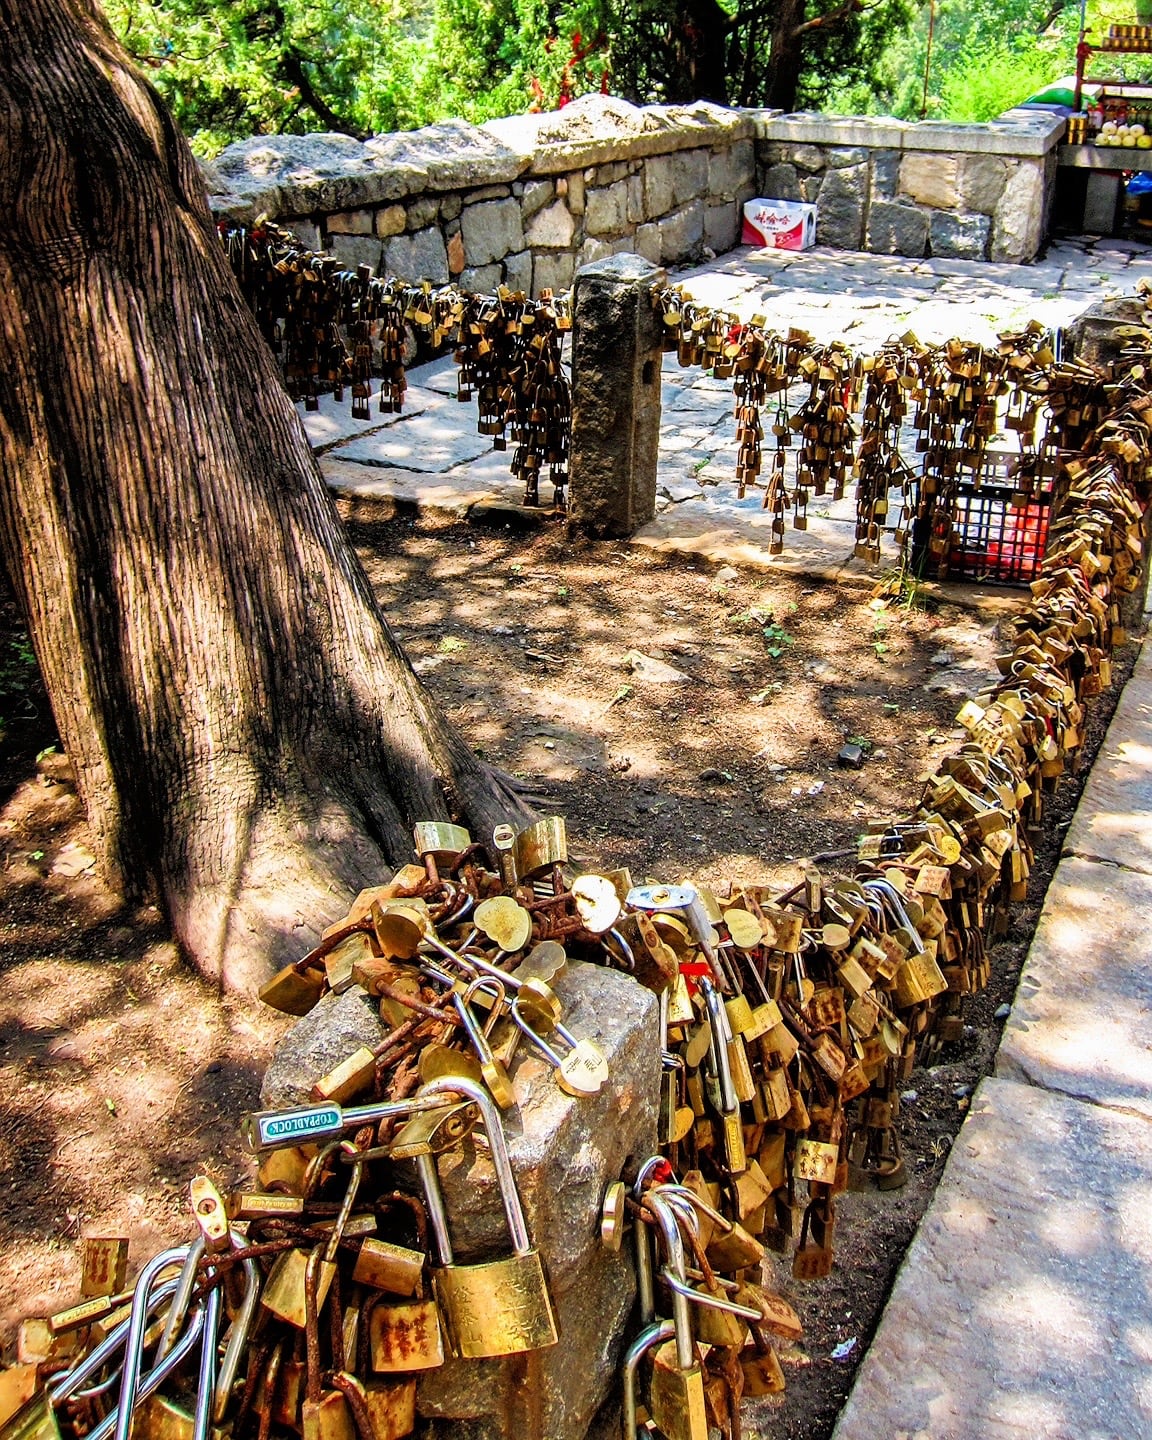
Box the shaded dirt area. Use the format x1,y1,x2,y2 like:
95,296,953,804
0,511,1136,1439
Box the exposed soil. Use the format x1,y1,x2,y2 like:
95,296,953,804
0,506,1135,1438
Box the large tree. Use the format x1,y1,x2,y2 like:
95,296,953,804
0,0,531,993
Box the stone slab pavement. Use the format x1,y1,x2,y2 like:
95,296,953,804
832,633,1152,1440
305,233,1150,589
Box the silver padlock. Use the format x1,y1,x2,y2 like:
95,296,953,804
412,1076,558,1359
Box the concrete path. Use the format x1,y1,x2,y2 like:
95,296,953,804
832,634,1152,1440
308,232,1148,584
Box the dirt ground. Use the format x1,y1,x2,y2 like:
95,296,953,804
0,505,1134,1438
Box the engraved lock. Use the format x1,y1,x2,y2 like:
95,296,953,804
510,995,608,1097
473,895,532,953
415,1076,558,1358
639,1194,708,1440
366,1285,445,1375
80,1237,130,1298
310,1048,377,1106
0,1393,62,1440
0,1372,40,1435
571,875,622,934
412,821,470,864
258,961,326,1016
512,816,567,880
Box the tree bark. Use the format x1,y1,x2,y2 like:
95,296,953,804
764,0,807,112
0,0,531,992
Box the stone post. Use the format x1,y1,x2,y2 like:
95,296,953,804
567,254,665,537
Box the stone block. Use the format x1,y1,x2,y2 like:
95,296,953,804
525,199,576,249
796,172,823,203
532,250,576,296
503,249,533,294
406,195,438,230
627,173,644,224
464,183,513,204
991,159,1046,262
659,200,705,263
440,194,462,222
866,199,929,257
285,219,321,250
705,201,740,254
375,203,406,238
579,235,615,267
929,209,990,260
565,169,586,216
832,1077,1152,1440
671,147,709,205
1062,651,1152,869
329,233,383,272
365,118,528,190
521,178,554,220
461,197,525,267
783,142,825,172
761,162,801,202
634,223,662,265
996,857,1152,1119
325,208,374,235
414,963,659,1440
869,149,900,202
826,146,868,169
585,179,631,236
709,139,754,197
959,153,1009,213
815,163,866,249
459,262,502,294
214,132,426,215
383,226,449,284
208,193,257,224
899,152,959,209
260,986,383,1108
569,254,665,538
643,154,675,216
447,230,465,276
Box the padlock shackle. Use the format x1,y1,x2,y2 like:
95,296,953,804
622,1320,675,1440
157,1238,205,1360
660,1271,764,1322
113,1244,196,1440
213,1245,260,1424
417,1075,531,1255
643,1194,695,1374
192,1278,222,1440
50,1278,181,1404
89,1297,208,1440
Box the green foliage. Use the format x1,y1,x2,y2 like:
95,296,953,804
105,0,609,153
0,632,42,743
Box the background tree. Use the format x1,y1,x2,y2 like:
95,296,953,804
0,0,532,993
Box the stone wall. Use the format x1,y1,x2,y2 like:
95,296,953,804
755,110,1064,263
204,99,1065,289
207,96,757,299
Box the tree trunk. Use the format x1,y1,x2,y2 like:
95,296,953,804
764,0,807,112
0,0,532,992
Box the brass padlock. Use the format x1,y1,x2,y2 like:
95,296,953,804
415,1076,558,1358
301,1251,353,1440
512,816,567,879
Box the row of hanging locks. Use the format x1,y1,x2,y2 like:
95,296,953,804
3,422,1145,1440
219,220,1117,572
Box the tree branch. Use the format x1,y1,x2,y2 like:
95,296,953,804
791,0,862,37
279,49,367,139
